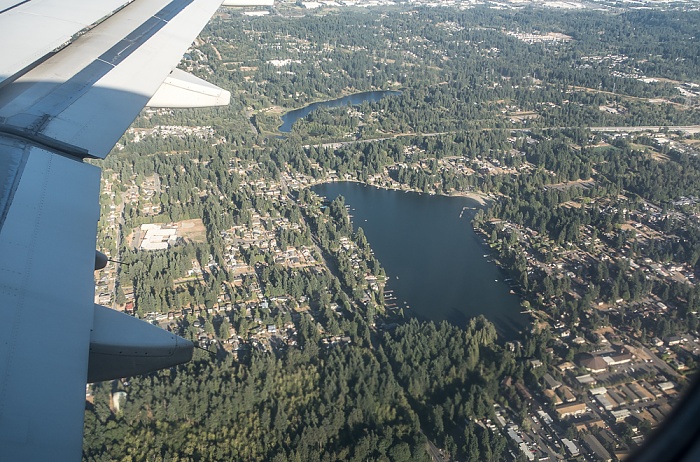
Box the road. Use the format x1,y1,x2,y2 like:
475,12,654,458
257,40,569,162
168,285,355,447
302,125,700,150
634,341,682,379
106,185,127,309
303,131,450,150
588,125,700,135
424,434,447,462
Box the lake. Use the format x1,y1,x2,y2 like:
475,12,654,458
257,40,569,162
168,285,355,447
279,90,401,133
311,182,528,340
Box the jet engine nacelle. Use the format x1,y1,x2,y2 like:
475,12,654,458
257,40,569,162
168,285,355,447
87,304,193,382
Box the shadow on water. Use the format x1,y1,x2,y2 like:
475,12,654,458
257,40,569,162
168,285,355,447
311,182,528,341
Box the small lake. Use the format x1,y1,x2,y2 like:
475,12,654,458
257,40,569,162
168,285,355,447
311,182,528,340
279,90,401,133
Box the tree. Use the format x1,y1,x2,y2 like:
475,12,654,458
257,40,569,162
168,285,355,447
218,321,231,340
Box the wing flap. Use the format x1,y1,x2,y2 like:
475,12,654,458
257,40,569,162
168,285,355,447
88,304,193,383
148,68,231,108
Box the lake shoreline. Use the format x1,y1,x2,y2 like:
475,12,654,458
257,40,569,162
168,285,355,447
278,89,402,133
305,178,492,208
310,182,526,340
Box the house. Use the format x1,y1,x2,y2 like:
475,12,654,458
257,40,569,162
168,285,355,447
558,361,576,372
658,381,675,391
590,387,608,396
515,382,533,401
578,353,608,373
556,402,587,418
544,389,563,405
629,382,654,402
543,373,561,390
576,374,597,385
611,409,631,422
559,386,576,403
583,434,612,462
602,352,633,366
619,384,640,403
561,438,580,456
573,415,606,432
595,394,615,411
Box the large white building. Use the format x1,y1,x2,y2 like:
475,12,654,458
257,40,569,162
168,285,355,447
140,224,177,250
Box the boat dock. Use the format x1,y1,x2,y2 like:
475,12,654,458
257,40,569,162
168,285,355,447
459,206,476,218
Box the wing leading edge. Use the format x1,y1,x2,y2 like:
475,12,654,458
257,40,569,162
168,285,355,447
0,0,230,459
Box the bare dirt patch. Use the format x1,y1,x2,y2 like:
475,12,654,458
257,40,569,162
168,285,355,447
650,152,671,162
177,219,207,243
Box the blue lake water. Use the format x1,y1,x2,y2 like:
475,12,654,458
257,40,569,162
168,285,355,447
279,90,401,133
311,182,528,340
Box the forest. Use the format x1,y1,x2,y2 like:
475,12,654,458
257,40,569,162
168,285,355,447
84,317,524,462
85,4,700,461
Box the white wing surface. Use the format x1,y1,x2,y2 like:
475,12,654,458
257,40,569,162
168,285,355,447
0,0,229,459
0,0,130,85
0,139,101,461
0,0,230,159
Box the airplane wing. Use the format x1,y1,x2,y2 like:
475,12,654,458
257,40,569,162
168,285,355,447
0,0,231,459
